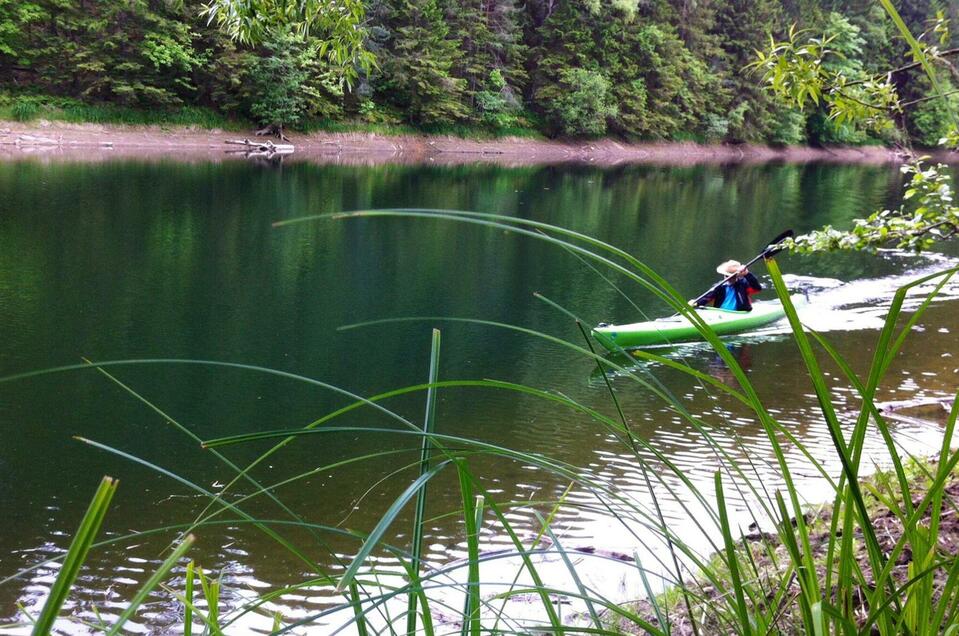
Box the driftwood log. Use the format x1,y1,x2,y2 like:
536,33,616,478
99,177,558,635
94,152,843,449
224,138,294,157
875,396,954,427
14,134,60,146
876,396,954,413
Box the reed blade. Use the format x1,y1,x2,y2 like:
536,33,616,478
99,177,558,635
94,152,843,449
406,328,441,635
32,476,118,636
106,535,194,635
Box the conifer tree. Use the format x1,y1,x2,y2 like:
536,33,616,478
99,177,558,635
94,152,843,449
1,0,201,106
440,0,527,125
712,0,796,142
529,0,602,134
374,0,468,125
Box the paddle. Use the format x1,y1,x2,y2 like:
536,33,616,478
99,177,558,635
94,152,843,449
688,229,794,307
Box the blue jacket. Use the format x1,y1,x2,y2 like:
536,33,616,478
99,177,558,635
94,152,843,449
696,272,762,311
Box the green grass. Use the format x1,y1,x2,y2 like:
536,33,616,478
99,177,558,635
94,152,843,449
624,457,959,634
0,93,545,140
297,117,422,135
298,117,544,139
0,94,246,130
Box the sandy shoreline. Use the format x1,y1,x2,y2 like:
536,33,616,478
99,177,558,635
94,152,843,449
1,120,953,167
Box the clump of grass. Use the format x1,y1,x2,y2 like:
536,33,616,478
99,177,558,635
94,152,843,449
299,117,544,139
299,117,423,136
0,93,246,130
1,92,545,138
620,457,959,634
55,103,243,130
4,203,959,635
11,97,41,122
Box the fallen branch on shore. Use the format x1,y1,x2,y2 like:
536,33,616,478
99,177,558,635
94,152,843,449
14,134,60,146
876,396,954,414
873,396,954,427
224,138,294,156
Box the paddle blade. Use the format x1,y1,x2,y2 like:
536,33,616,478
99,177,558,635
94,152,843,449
762,229,794,258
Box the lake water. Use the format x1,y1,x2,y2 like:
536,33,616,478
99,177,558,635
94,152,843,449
1,158,957,633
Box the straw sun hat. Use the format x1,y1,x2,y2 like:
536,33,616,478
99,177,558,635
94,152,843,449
716,260,745,275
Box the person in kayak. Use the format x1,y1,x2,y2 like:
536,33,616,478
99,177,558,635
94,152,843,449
693,260,763,311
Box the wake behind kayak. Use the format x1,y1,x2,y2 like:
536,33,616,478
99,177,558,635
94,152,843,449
591,302,789,350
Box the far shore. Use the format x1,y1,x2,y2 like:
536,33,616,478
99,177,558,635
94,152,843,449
2,120,956,167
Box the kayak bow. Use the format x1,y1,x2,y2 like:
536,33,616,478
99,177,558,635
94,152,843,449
592,302,789,350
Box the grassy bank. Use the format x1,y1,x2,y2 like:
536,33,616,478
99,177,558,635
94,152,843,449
623,455,959,634
0,93,544,140
0,94,246,131
298,116,545,140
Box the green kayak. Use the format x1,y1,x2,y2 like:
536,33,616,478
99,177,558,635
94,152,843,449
592,302,789,350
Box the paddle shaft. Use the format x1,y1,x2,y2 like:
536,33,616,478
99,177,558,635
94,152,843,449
689,230,794,307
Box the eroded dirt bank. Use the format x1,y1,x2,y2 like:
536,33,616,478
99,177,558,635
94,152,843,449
3,120,952,166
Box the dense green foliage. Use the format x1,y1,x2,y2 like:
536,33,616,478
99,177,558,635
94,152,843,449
0,0,955,141
751,1,959,253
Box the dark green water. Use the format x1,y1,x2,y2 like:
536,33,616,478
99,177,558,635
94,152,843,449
1,159,957,632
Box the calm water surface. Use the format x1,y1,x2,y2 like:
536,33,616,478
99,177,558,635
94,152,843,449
1,159,957,632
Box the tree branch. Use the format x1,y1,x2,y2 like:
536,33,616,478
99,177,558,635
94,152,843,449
900,88,959,108
830,89,885,111
843,47,959,88
862,220,959,244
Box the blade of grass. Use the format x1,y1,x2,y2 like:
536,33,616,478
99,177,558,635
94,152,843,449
346,581,370,636
634,547,668,635
537,512,602,630
184,560,195,636
715,472,752,635
931,540,959,629
106,535,194,635
336,461,452,593
407,328,441,636
198,567,223,636
456,462,482,636
929,394,959,629
772,492,817,633
33,475,118,636
878,0,959,128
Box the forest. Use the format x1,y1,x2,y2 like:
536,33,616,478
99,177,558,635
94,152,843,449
1,0,957,144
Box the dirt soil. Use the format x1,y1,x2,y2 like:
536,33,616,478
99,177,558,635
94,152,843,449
3,120,954,167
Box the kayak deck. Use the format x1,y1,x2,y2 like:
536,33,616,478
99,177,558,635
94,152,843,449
591,302,788,350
